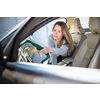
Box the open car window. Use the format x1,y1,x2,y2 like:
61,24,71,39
18,18,67,64
0,18,27,48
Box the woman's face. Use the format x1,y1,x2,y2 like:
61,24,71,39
53,24,63,42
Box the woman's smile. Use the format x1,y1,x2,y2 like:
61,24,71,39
54,35,58,38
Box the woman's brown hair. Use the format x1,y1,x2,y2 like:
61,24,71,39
52,21,73,51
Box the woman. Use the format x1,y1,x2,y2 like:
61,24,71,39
40,21,73,65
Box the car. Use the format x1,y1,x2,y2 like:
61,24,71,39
0,17,100,84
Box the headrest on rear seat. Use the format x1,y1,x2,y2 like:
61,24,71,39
72,18,85,34
89,17,100,34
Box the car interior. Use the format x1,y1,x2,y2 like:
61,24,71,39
58,17,100,69
58,17,87,66
1,17,100,84
17,17,100,69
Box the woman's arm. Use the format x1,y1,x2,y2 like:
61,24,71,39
40,45,68,56
47,34,69,56
39,47,52,54
52,45,69,56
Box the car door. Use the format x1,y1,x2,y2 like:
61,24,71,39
1,17,100,84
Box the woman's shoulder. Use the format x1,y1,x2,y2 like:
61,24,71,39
48,34,54,40
48,34,55,47
48,34,53,38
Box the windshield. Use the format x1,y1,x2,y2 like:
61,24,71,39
0,18,27,42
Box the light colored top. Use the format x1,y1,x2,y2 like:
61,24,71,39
48,34,69,65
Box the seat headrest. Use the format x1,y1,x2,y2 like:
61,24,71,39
89,17,100,34
72,18,85,34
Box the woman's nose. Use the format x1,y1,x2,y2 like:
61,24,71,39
55,31,58,35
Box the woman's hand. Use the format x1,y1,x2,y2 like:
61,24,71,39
40,47,52,54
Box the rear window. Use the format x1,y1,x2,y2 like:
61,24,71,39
75,17,90,34
76,17,89,28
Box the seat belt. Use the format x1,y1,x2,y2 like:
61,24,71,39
85,36,100,68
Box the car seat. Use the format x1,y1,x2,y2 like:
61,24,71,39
58,18,87,65
86,17,100,69
58,17,100,68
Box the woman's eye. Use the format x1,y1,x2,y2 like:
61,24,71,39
58,31,61,33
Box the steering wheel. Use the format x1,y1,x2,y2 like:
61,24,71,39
20,39,50,63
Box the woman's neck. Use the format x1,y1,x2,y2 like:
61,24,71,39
56,40,60,48
55,39,60,43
